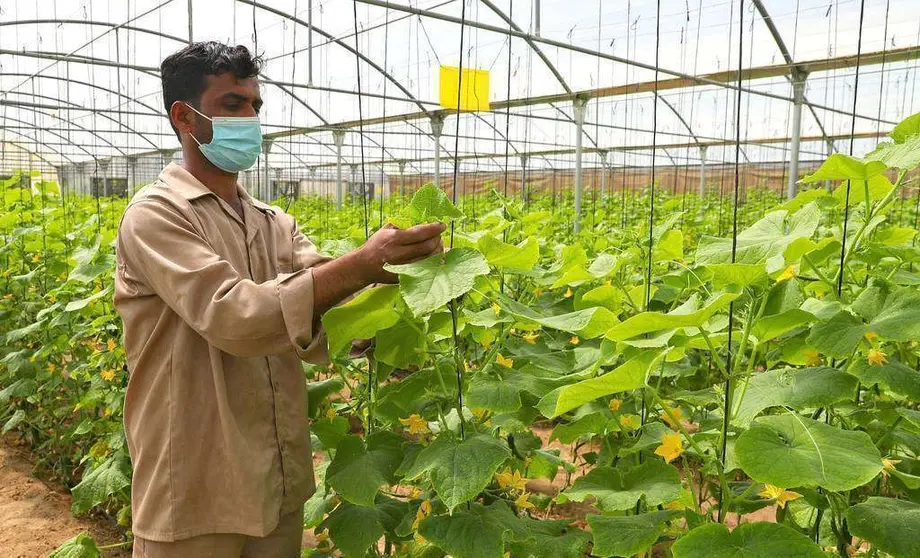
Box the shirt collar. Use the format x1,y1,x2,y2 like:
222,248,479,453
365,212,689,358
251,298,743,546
159,162,274,215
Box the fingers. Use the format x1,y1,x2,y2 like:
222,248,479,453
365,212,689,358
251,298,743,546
391,236,443,265
396,222,446,244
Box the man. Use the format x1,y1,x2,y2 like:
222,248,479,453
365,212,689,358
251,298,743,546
114,42,444,557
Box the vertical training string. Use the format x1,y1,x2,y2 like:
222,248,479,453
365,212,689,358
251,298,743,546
718,0,745,524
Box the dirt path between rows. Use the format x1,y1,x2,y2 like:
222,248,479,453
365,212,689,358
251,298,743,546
0,435,129,558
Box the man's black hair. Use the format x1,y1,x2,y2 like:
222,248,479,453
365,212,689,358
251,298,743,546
160,41,264,138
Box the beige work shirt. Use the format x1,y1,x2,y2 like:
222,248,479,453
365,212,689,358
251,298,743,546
114,163,330,542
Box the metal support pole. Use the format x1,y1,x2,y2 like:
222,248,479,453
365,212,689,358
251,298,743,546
520,155,528,202
534,0,541,37
573,96,588,233
824,139,834,191
127,156,137,198
307,0,314,86
99,160,110,197
787,73,807,199
261,139,273,201
187,0,194,44
333,130,345,209
309,167,316,198
430,114,445,189
698,145,708,197
599,150,608,200
398,161,406,197
350,164,358,202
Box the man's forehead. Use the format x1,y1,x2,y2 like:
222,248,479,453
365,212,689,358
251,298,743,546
202,73,261,99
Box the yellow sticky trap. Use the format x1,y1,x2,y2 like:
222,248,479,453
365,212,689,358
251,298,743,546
439,66,491,111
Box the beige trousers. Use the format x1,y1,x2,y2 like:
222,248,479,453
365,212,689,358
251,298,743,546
132,508,304,558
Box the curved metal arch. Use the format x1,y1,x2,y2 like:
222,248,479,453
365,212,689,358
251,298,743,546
749,0,831,145
0,71,167,119
1,119,82,164
2,138,75,167
242,0,519,165
1,89,159,151
2,93,131,156
0,19,186,44
477,0,572,95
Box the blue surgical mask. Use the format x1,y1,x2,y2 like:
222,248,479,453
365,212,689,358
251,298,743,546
186,103,262,173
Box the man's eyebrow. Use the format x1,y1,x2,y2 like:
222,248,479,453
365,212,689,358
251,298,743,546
220,92,249,103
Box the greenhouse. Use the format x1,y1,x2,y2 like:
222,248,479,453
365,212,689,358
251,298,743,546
1,0,920,556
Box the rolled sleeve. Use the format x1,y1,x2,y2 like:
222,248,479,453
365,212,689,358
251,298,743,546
118,200,319,358
278,268,328,364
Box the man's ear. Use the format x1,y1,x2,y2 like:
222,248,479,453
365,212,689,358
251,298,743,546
169,101,195,137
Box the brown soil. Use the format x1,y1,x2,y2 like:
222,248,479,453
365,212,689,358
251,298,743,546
0,435,130,558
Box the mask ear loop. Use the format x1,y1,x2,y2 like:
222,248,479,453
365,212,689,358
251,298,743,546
182,102,212,147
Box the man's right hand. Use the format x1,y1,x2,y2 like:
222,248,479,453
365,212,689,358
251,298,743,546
356,222,446,284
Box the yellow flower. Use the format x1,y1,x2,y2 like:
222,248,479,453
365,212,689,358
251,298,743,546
496,353,514,368
325,407,337,420
47,363,56,373
619,414,637,430
758,484,803,509
564,287,573,298
654,432,684,463
608,399,622,412
399,414,430,436
514,492,535,510
661,405,684,430
805,350,822,367
776,265,796,283
522,332,538,344
492,303,501,315
107,339,116,351
864,331,877,342
570,336,580,345
868,349,888,366
496,467,528,492
412,500,432,530
100,369,116,381
471,408,489,421
534,288,544,296
603,279,612,287
881,457,901,478
31,254,40,263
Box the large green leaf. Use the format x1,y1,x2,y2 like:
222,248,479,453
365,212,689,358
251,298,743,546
321,497,408,558
846,497,920,558
477,234,539,271
605,289,740,341
732,367,858,426
889,110,920,143
402,433,510,510
326,433,404,506
735,414,882,491
506,515,591,558
799,153,888,183
407,183,464,223
866,135,920,171
419,503,510,558
385,248,490,316
322,285,401,354
497,294,619,339
375,318,427,368
695,205,819,265
848,360,920,400
48,532,100,558
588,510,681,557
559,460,681,511
71,453,131,515
671,522,824,558
466,374,522,413
536,350,665,418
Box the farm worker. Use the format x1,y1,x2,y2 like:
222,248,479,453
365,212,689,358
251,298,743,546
113,41,444,557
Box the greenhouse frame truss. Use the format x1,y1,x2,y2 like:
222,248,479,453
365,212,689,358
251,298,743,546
1,0,919,229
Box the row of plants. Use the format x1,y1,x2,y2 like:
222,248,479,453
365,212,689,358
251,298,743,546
1,112,919,557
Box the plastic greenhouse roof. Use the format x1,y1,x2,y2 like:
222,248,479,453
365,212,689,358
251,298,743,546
1,0,919,177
